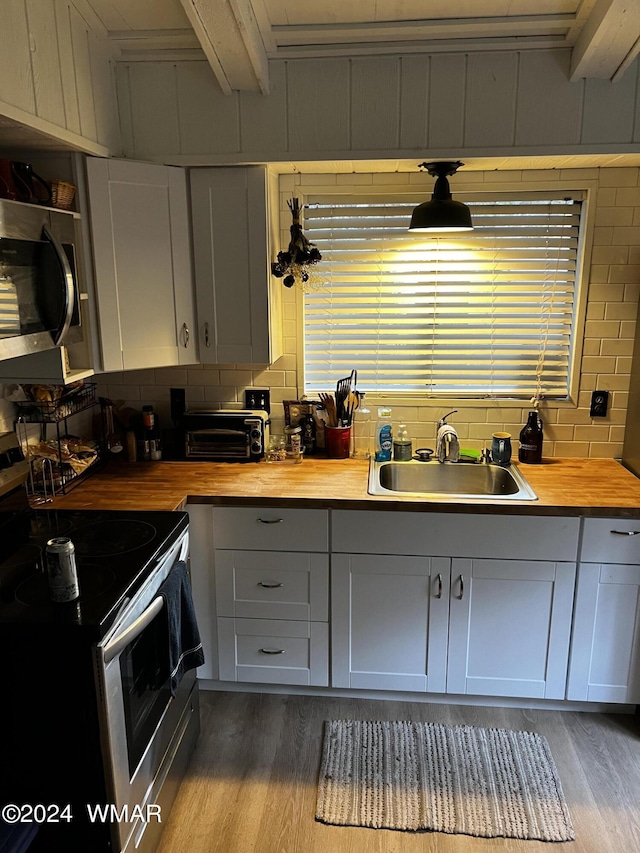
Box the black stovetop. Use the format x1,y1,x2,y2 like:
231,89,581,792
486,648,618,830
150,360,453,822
0,491,188,639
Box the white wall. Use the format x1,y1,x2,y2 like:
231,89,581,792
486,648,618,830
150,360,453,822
96,165,640,460
115,50,640,164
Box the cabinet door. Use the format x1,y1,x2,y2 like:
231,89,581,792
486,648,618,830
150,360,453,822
86,158,197,371
567,563,640,703
332,554,450,692
447,559,576,700
190,166,282,364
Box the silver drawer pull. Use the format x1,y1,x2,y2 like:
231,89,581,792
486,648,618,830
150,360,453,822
183,322,190,347
458,574,465,600
260,648,285,655
435,573,442,599
611,530,640,536
257,518,283,524
258,581,284,588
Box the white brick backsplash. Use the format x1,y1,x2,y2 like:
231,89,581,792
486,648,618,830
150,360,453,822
598,168,639,186
595,207,634,227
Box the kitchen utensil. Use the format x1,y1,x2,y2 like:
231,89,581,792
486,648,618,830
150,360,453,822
319,392,338,427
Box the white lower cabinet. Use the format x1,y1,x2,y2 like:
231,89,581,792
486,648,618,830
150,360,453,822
447,558,575,700
212,507,330,686
332,553,575,699
197,505,640,706
332,555,450,692
331,510,579,700
567,517,640,703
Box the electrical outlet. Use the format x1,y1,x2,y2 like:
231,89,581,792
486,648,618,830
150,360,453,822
245,389,270,413
590,390,609,417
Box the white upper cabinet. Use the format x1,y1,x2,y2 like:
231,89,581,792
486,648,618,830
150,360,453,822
86,157,197,372
190,166,282,365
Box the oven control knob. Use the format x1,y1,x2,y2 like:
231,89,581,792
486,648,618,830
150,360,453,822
251,441,262,454
250,428,261,440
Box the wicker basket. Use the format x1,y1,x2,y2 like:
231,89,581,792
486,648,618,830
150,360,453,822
50,180,76,210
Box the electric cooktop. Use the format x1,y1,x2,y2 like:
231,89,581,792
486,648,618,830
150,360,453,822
0,502,188,639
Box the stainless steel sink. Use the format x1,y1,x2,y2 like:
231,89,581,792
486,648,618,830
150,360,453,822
368,459,537,501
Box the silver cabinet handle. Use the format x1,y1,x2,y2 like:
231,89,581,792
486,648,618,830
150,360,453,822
458,574,465,600
257,518,283,524
260,648,285,655
258,581,284,588
182,322,190,348
435,573,442,599
611,530,640,536
204,321,210,347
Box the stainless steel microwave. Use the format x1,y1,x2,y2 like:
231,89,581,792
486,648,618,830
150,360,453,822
0,199,83,361
183,409,269,462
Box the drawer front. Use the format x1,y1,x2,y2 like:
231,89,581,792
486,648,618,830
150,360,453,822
212,506,329,552
332,510,580,561
581,518,640,564
215,551,329,620
217,617,329,686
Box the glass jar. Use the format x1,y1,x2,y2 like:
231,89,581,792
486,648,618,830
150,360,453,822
266,435,286,463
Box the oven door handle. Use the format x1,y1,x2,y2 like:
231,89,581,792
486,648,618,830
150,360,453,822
102,595,164,665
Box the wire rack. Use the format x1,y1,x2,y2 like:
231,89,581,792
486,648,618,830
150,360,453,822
16,382,97,423
16,383,102,500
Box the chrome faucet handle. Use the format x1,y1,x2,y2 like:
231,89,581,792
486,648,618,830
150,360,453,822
482,447,492,463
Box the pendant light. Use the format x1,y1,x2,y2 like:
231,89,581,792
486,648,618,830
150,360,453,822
409,161,473,232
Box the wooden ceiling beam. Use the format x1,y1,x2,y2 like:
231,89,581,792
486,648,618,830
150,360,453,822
179,0,269,94
570,0,640,80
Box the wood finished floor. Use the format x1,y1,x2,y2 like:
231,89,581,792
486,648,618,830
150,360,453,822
157,690,640,853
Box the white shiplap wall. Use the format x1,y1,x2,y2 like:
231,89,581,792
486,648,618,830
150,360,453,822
115,50,640,164
0,0,120,155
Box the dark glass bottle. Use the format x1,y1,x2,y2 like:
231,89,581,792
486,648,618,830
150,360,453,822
299,413,316,455
518,410,543,464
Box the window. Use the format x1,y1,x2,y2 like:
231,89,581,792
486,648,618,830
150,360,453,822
302,191,585,399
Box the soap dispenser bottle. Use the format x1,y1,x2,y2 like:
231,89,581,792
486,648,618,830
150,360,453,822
393,423,412,461
374,407,393,461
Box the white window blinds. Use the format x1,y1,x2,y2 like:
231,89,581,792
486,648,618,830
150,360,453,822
303,192,584,398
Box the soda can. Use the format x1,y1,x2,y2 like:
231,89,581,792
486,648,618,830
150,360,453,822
46,537,79,603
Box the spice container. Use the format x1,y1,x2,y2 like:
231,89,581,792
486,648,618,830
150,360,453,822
284,424,303,463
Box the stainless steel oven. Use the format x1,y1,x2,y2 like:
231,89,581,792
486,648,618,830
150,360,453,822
0,439,201,852
96,528,199,853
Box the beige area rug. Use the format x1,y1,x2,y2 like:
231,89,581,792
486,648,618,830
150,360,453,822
316,720,575,842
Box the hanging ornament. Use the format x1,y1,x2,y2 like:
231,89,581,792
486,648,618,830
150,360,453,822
271,198,322,292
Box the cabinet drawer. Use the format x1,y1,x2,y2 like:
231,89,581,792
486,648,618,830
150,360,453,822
214,551,329,620
332,510,580,561
217,617,329,686
212,507,328,552
581,518,640,564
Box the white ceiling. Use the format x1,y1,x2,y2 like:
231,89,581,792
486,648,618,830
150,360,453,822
83,0,640,94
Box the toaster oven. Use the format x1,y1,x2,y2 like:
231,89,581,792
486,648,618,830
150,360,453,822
183,410,269,462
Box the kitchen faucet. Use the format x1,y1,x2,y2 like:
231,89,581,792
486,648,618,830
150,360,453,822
436,410,460,463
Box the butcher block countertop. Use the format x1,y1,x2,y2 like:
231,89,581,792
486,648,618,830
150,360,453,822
45,456,640,518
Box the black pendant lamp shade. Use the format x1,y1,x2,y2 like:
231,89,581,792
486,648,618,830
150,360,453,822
409,161,473,232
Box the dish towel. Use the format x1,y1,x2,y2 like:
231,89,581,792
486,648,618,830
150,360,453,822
159,560,205,696
436,424,460,462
